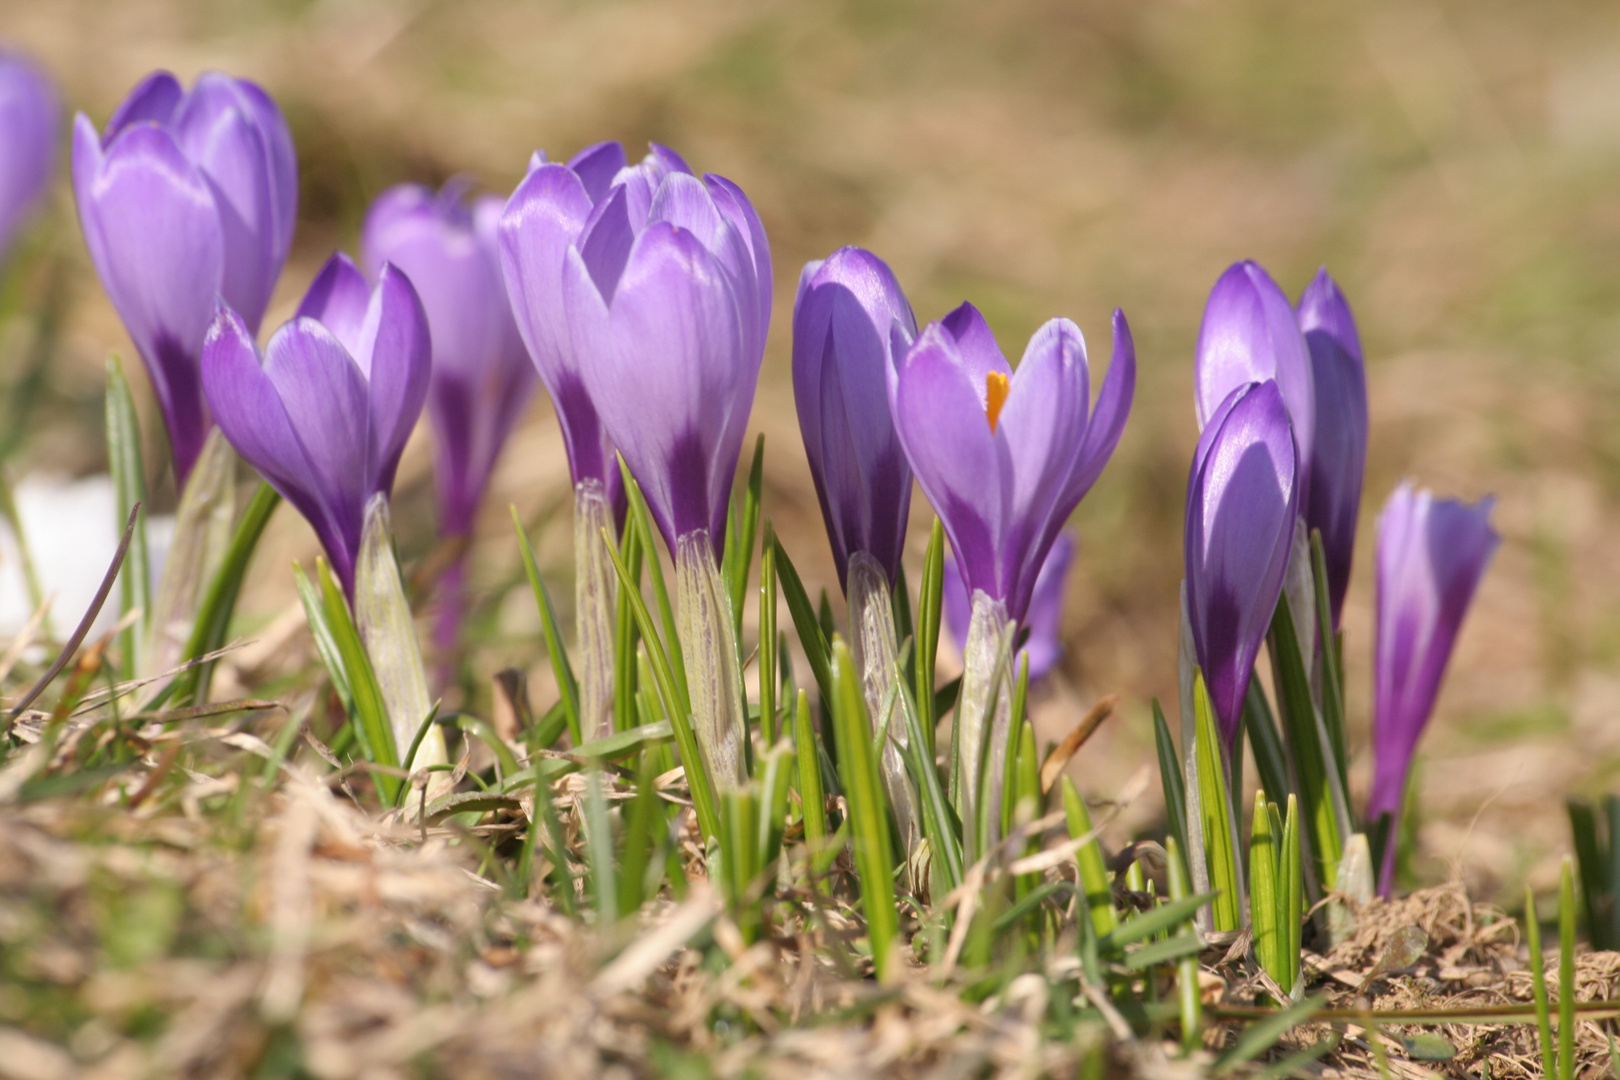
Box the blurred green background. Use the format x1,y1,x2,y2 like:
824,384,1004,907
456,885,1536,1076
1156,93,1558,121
6,0,1620,897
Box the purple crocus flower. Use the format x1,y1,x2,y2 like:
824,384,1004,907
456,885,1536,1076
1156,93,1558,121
945,531,1075,684
1195,261,1314,506
1297,268,1368,630
200,253,430,594
362,183,537,539
72,70,297,484
792,246,917,587
0,51,57,261
539,145,771,557
1184,380,1299,744
888,302,1133,623
1368,482,1497,893
498,142,703,517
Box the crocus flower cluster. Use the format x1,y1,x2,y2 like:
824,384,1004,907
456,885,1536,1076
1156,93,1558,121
0,51,57,263
1368,482,1497,892
73,71,297,484
201,255,430,595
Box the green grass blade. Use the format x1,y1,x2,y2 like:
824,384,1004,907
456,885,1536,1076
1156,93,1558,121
1282,792,1302,994
759,520,779,743
898,671,963,896
792,689,828,852
1559,858,1576,1080
584,768,618,925
1528,883,1556,1079
725,434,764,632
1062,776,1119,937
1193,670,1242,932
915,519,945,755
512,507,581,746
600,523,717,843
773,537,833,706
1268,596,1345,892
105,354,150,678
1308,529,1350,788
1153,698,1190,867
618,459,687,703
1212,995,1323,1075
317,559,398,801
1165,835,1203,1052
1242,679,1291,814
829,637,899,981
1250,789,1282,987
293,563,352,712
614,521,644,735
1097,892,1214,953
618,753,660,915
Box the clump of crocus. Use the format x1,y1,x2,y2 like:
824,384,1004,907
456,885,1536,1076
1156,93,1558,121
363,182,537,665
1368,482,1497,894
889,302,1133,857
201,253,428,597
1297,268,1368,630
1183,379,1298,747
793,245,920,845
945,531,1075,687
0,51,57,263
510,141,770,786
499,142,696,742
73,71,296,484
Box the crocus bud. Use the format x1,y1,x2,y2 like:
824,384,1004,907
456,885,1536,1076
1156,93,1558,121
888,302,1133,623
73,71,297,484
553,147,773,557
200,255,429,594
1297,268,1368,629
1184,380,1298,745
362,183,537,538
1195,261,1313,505
792,246,917,588
0,51,57,262
945,531,1075,684
498,142,698,517
1368,482,1497,893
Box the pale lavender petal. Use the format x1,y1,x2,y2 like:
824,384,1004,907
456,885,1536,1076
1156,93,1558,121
73,119,222,483
566,140,626,204
940,301,1011,387
1066,310,1137,507
104,70,181,138
576,184,637,303
296,251,372,359
359,264,431,493
0,52,57,259
1184,379,1298,742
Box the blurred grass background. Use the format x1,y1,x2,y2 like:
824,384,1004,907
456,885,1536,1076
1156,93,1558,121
4,0,1620,899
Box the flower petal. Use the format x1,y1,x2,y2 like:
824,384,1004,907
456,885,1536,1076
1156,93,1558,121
360,264,431,493
296,251,372,360
566,140,626,204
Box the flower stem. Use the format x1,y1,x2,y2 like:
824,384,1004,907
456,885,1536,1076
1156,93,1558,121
951,589,1012,865
675,529,747,788
574,479,618,741
846,552,922,861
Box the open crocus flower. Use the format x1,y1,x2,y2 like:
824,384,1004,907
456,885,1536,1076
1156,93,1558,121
1184,379,1299,745
1195,262,1314,506
1368,482,1497,894
1297,268,1368,630
498,142,700,516
792,246,917,588
945,531,1075,685
200,254,429,595
0,51,57,262
889,302,1133,624
557,148,772,559
72,70,296,484
362,183,536,540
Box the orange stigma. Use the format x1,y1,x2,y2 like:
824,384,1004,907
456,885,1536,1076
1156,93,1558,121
985,371,1010,433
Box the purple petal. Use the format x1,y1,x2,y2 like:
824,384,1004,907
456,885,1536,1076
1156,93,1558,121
1184,379,1299,743
359,264,431,494
566,140,626,204
0,52,58,258
792,247,915,584
202,306,356,588
944,531,1074,684
1298,269,1368,629
1065,309,1137,507
940,302,1011,387
1368,483,1496,889
72,118,222,483
296,251,372,359
104,70,181,139
570,222,749,551
702,173,774,359
576,184,637,303
1195,261,1314,501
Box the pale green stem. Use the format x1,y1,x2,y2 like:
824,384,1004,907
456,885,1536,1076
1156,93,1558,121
846,552,922,860
144,427,233,681
951,589,1012,865
1178,581,1213,932
574,479,617,741
355,494,447,774
675,529,746,789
